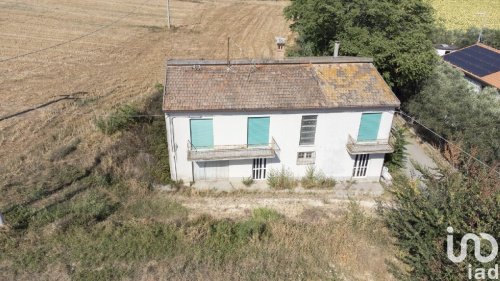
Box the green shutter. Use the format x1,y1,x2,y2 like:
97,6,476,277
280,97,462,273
190,119,213,148
357,113,382,141
247,117,270,146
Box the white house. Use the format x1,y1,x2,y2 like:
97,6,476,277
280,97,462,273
163,57,400,184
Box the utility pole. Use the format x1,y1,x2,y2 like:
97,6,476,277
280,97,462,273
477,12,485,43
167,0,171,29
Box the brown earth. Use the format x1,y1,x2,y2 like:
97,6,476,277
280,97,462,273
0,0,291,207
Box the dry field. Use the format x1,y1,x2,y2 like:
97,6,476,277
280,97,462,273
430,0,500,30
0,0,291,206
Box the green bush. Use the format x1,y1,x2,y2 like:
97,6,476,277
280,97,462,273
378,168,499,280
267,166,297,189
242,177,254,187
385,127,408,172
96,105,140,135
300,166,336,189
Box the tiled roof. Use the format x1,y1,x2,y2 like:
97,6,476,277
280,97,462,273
443,43,500,89
163,57,400,112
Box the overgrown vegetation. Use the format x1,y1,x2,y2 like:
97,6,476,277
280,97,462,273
301,166,336,189
95,104,140,135
267,166,297,189
241,177,254,187
0,83,398,280
407,62,500,166
432,27,500,49
384,127,408,172
379,164,499,280
285,0,437,100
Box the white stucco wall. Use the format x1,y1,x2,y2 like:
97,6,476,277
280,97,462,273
166,108,395,183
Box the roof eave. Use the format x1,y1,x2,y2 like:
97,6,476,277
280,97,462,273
162,103,400,113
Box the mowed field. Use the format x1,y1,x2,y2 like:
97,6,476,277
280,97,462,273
430,0,500,29
0,0,290,203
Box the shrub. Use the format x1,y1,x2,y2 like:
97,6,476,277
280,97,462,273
95,105,140,135
378,167,499,280
385,126,408,172
252,208,282,222
267,166,297,189
301,166,336,189
242,177,254,187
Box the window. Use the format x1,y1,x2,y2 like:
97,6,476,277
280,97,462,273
190,119,214,149
299,115,317,145
352,154,369,177
248,117,270,146
357,113,382,141
252,158,267,179
297,151,315,165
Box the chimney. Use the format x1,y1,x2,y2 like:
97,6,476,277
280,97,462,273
275,36,286,60
333,41,340,57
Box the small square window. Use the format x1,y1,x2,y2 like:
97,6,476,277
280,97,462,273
297,151,315,165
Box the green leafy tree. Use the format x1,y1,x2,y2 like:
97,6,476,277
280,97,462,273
379,166,499,280
431,27,500,49
284,0,438,100
407,62,500,165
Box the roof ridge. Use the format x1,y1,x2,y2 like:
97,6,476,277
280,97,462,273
166,56,374,66
476,43,500,54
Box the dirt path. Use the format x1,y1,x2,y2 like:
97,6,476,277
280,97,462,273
168,191,380,221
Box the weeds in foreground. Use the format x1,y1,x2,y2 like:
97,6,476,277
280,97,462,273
242,177,254,187
267,166,297,189
301,166,336,189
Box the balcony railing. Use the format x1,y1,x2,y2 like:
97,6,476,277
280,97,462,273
187,138,280,161
346,134,394,155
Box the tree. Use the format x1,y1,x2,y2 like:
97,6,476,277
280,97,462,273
379,166,499,280
407,62,500,165
431,27,500,49
284,0,438,100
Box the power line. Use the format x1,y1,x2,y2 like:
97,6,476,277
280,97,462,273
396,109,499,176
0,0,153,63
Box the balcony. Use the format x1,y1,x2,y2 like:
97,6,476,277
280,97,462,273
346,134,394,155
187,138,280,161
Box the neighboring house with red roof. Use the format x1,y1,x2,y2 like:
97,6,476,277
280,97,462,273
162,57,400,184
443,43,500,92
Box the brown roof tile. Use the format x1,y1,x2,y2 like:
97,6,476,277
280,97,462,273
163,57,400,112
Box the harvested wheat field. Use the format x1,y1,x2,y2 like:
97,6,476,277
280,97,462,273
0,0,291,206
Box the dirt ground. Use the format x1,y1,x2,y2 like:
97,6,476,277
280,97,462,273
0,0,291,203
166,189,381,221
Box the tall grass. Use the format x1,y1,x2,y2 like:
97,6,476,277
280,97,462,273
267,166,297,189
301,165,336,189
